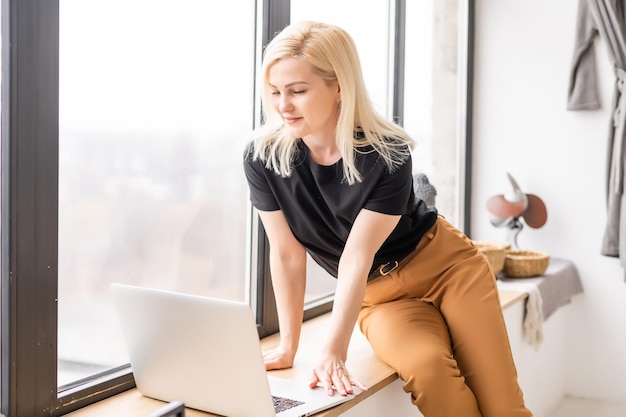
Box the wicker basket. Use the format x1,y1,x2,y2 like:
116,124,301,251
473,241,508,275
478,241,511,252
502,250,550,278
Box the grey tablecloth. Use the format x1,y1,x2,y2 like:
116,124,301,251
497,257,584,320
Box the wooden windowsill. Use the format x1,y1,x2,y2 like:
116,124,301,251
65,289,526,417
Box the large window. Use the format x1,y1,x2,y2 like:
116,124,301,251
0,1,473,416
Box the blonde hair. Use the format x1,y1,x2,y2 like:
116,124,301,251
251,20,414,185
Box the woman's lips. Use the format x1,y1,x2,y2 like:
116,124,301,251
284,117,302,124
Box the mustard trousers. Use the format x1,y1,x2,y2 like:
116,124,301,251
358,216,533,417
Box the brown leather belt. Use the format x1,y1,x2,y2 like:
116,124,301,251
368,260,399,281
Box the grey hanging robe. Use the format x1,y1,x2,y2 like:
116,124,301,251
568,0,626,279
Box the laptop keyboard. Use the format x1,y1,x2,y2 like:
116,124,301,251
272,395,305,413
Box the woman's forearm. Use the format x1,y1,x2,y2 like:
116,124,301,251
257,210,308,357
321,258,369,360
322,209,402,360
270,250,307,354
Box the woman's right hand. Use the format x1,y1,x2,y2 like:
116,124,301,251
263,345,296,370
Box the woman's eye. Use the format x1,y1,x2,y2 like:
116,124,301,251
270,91,280,96
293,90,305,95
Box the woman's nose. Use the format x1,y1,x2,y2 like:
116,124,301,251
278,95,292,112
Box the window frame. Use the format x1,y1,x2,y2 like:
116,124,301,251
1,1,66,416
0,1,475,416
253,0,289,339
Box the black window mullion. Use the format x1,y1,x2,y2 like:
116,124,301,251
254,0,290,338
2,1,60,416
262,0,290,47
462,0,475,235
393,0,406,126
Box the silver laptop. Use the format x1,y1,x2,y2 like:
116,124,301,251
111,283,359,417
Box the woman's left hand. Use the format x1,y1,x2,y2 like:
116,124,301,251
309,355,367,396
306,210,397,398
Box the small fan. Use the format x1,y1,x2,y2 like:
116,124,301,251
486,173,547,249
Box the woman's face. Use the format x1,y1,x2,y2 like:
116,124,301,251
268,57,340,142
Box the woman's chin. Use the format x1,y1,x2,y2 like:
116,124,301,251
284,126,306,138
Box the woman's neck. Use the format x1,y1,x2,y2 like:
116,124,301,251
302,137,341,166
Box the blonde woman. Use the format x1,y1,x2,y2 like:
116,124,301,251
244,21,532,417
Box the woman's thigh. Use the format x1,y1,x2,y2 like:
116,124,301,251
358,298,482,416
358,298,453,372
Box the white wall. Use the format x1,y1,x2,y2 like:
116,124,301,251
342,379,420,417
504,299,568,417
473,0,626,405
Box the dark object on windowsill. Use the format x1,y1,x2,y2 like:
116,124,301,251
414,173,437,208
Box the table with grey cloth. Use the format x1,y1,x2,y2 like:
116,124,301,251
497,257,584,320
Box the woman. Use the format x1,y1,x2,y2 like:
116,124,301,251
243,20,532,417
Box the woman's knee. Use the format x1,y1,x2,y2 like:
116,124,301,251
399,349,481,416
396,344,460,390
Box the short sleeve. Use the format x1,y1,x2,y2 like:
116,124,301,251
243,148,281,211
363,156,413,215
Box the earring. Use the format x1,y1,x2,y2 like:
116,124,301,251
337,99,342,104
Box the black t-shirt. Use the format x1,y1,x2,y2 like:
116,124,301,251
243,139,437,278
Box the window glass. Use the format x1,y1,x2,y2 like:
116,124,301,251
291,0,392,116
58,0,255,387
405,0,464,226
290,0,394,304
